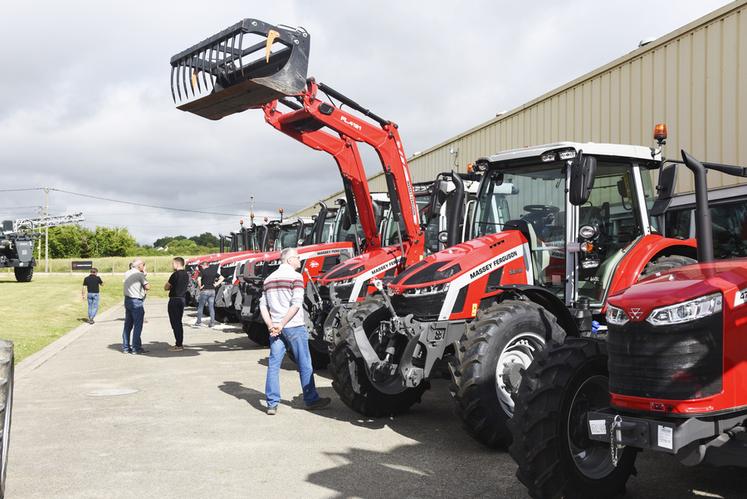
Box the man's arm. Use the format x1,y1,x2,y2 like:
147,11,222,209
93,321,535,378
275,277,304,329
215,274,225,286
81,285,86,299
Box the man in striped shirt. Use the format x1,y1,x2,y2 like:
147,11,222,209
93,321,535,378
260,248,331,415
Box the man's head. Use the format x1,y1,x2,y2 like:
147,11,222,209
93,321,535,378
131,259,145,272
172,257,185,270
90,268,98,276
200,261,210,269
280,247,301,270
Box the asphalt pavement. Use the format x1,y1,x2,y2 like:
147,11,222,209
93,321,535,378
8,299,746,498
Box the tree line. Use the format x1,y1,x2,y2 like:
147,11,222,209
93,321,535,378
44,226,220,258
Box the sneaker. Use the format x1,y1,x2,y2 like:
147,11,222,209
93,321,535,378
193,322,204,328
122,348,131,354
305,397,331,410
168,345,184,352
88,319,94,324
131,349,149,355
267,406,277,415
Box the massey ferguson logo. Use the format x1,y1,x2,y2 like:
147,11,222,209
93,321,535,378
308,261,320,268
629,308,643,320
340,116,362,131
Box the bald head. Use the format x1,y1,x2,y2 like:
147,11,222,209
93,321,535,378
280,248,300,269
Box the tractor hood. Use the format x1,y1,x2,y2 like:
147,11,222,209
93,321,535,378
607,259,747,322
318,245,402,286
250,242,354,278
388,231,527,293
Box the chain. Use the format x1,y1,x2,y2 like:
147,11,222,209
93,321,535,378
609,414,624,467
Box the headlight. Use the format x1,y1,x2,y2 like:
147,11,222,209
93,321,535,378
404,282,450,296
646,293,722,326
606,305,629,326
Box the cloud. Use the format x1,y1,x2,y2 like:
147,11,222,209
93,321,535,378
0,0,730,243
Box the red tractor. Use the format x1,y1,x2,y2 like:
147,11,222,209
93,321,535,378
329,130,708,448
509,150,747,498
170,19,470,363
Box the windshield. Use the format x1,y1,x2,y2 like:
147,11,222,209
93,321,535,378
321,215,335,243
334,205,364,245
275,224,299,249
473,164,565,240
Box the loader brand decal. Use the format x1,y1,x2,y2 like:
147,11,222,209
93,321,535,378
348,257,401,302
735,288,747,308
437,246,526,320
397,139,420,227
340,116,362,131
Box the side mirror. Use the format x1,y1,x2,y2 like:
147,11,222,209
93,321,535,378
427,180,449,221
569,151,597,206
650,164,678,217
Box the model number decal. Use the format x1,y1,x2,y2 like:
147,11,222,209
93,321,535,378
735,288,747,308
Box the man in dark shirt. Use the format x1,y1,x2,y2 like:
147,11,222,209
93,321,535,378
164,257,189,351
195,261,224,328
81,268,103,324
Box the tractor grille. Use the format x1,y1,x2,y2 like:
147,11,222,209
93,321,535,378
391,292,446,321
608,313,723,400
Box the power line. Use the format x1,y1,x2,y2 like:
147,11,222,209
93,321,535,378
49,188,246,217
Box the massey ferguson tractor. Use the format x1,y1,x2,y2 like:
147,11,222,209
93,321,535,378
328,129,711,449
509,150,747,499
0,220,35,282
170,19,455,363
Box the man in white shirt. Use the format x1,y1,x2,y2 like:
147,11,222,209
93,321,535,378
122,259,150,354
260,248,331,415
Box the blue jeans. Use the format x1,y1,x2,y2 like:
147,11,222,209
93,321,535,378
123,297,145,352
265,325,320,408
196,290,215,326
87,293,100,320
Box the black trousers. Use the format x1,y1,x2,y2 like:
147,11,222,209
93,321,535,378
168,297,186,346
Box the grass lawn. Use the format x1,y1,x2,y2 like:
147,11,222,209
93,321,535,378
0,272,172,363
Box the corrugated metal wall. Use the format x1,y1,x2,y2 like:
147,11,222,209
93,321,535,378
298,1,747,216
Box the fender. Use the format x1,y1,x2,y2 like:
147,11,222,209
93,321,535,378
488,285,580,336
607,234,697,299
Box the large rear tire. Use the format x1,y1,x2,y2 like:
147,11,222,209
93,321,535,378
509,338,637,499
0,340,14,498
243,321,269,347
451,300,566,448
330,296,427,416
13,266,32,282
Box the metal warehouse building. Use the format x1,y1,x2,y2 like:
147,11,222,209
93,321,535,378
297,1,747,216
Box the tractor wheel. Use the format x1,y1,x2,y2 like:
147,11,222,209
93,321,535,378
214,308,228,324
451,300,566,448
330,296,427,416
641,255,696,279
508,338,637,499
0,340,13,498
243,321,269,347
13,266,32,282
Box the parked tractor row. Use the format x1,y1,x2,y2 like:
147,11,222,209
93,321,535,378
171,18,747,498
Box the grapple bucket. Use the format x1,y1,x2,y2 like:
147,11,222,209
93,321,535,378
170,19,310,120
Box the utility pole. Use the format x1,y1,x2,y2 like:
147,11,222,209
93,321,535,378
44,187,49,273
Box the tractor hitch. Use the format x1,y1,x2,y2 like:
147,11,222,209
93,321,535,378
170,18,310,120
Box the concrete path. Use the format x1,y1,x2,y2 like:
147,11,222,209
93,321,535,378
7,299,745,498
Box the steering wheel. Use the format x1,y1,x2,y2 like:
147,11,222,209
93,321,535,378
524,205,560,214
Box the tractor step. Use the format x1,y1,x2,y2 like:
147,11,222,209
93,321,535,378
170,18,310,120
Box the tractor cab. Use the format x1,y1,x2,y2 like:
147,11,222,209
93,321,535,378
469,142,661,310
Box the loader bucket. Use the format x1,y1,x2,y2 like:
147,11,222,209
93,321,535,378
170,19,310,120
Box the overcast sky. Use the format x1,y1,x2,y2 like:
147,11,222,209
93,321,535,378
0,0,731,244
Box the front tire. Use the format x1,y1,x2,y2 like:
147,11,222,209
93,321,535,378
509,338,637,499
243,321,269,347
13,266,32,282
451,300,566,448
330,296,427,416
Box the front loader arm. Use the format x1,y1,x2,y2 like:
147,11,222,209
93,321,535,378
263,100,381,248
